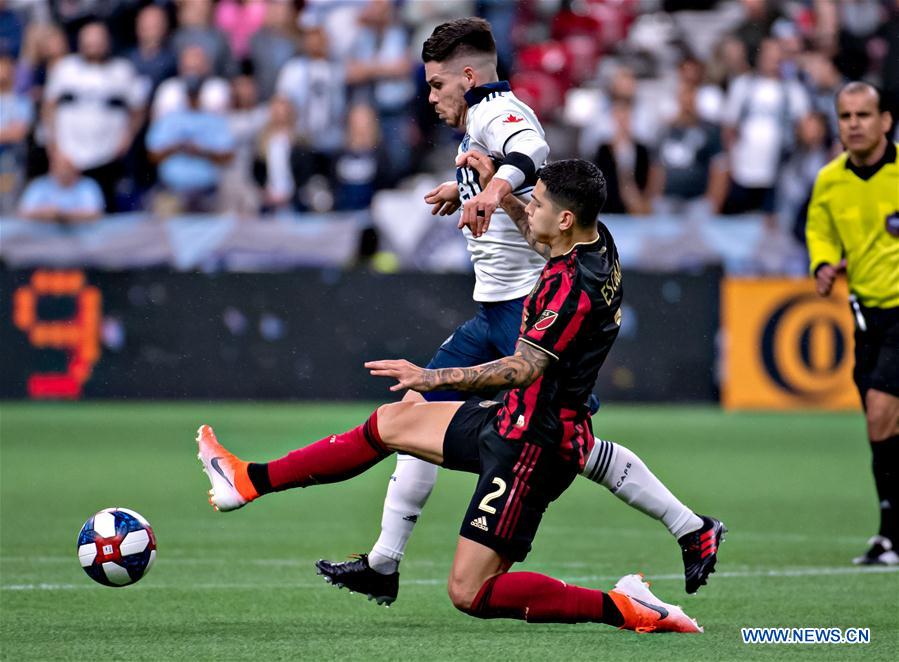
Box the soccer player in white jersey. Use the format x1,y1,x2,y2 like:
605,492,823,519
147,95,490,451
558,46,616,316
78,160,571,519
315,17,725,605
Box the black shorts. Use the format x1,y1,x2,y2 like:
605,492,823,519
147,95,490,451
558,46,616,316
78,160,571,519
854,304,899,401
442,399,578,562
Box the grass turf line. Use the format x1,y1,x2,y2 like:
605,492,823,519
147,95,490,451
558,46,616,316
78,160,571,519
0,402,896,661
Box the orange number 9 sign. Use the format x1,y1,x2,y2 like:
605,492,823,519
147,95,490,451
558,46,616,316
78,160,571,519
12,270,102,399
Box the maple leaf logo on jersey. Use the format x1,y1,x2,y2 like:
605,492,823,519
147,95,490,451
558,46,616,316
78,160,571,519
533,310,558,331
503,114,524,123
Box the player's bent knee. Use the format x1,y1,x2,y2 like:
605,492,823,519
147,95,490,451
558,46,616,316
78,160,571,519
446,576,478,613
375,402,416,451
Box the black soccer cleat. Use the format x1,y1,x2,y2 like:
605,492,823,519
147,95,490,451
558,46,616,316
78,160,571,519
678,515,727,594
314,554,399,606
852,535,899,566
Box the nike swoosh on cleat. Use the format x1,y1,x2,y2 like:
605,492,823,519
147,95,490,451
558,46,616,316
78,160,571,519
632,597,669,620
210,457,234,488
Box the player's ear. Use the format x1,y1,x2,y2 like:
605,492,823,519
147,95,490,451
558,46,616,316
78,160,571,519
463,66,476,88
558,209,575,232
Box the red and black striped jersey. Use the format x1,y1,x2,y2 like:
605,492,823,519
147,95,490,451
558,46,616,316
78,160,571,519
496,222,622,467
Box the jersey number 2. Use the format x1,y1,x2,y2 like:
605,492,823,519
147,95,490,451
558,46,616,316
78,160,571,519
478,477,507,515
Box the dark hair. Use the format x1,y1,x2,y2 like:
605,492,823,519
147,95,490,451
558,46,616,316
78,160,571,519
421,17,496,63
537,160,607,228
836,81,887,113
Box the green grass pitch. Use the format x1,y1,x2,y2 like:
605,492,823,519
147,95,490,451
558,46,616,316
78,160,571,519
1,402,897,661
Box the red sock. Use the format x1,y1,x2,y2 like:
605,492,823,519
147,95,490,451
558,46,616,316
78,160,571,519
266,410,390,491
469,572,608,623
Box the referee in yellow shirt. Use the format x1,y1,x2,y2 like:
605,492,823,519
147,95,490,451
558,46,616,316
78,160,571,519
806,81,899,566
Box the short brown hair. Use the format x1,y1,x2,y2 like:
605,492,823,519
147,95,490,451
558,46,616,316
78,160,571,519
421,17,495,63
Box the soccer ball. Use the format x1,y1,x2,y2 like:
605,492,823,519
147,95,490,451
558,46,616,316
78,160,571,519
77,507,157,587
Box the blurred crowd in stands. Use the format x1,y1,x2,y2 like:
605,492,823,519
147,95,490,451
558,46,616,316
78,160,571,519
1,0,897,248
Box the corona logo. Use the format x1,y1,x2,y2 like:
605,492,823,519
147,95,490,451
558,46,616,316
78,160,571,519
12,270,102,399
760,294,851,398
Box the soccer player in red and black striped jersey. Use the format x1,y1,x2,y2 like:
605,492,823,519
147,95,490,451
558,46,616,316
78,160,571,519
196,160,716,633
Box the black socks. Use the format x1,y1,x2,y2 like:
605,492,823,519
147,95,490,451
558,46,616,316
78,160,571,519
871,435,899,541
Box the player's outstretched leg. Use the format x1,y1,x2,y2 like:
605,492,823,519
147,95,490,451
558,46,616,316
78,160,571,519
196,409,392,512
582,439,727,593
315,453,437,605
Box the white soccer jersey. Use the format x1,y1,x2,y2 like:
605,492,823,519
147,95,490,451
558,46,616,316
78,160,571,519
45,55,145,170
456,82,547,302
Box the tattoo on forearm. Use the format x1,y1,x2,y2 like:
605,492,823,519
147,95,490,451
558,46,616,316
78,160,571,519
426,341,551,391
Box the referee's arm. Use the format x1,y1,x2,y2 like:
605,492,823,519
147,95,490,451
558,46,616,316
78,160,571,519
805,175,844,297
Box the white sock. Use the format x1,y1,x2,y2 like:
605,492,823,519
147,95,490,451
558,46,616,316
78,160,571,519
368,454,438,575
582,439,703,539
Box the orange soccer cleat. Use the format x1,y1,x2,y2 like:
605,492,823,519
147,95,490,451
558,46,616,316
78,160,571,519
608,574,703,634
195,424,258,512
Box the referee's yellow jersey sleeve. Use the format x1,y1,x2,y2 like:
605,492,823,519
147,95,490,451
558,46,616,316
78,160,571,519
805,162,844,275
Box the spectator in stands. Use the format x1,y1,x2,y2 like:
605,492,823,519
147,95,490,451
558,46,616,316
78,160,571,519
578,65,657,163
42,21,145,212
720,37,809,218
146,76,235,214
477,0,517,77
220,69,267,215
129,4,177,98
276,26,345,176
346,0,415,184
171,0,233,78
732,0,782,63
592,95,655,215
676,55,724,124
801,49,845,142
16,21,68,104
334,102,384,258
778,111,831,242
835,0,883,80
771,17,805,82
0,0,23,57
215,0,267,60
248,0,300,101
881,1,899,137
253,95,302,213
301,0,365,62
51,0,129,46
18,145,104,223
652,82,728,217
0,51,32,212
706,34,749,94
333,103,386,211
152,44,231,118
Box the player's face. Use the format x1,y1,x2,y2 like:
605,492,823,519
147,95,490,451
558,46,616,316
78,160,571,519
837,90,890,157
525,181,563,244
424,60,470,129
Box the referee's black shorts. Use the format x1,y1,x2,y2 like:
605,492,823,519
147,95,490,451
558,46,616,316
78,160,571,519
442,398,578,562
853,304,899,401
